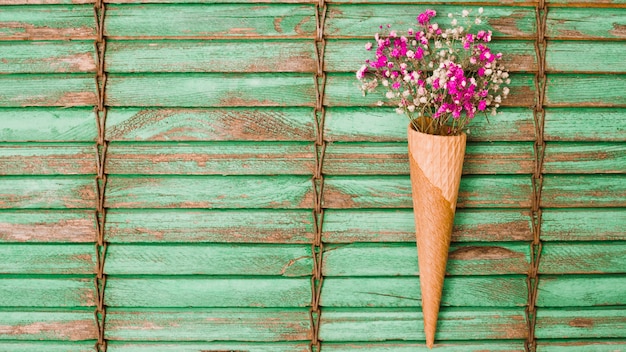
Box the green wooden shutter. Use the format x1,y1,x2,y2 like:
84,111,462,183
0,0,624,351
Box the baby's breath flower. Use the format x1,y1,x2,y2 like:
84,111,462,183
462,10,469,17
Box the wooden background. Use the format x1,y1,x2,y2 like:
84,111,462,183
0,0,625,351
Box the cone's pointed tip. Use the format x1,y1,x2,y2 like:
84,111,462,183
427,341,434,349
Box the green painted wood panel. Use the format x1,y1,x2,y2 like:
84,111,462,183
544,108,626,142
547,41,626,73
0,143,95,175
321,276,527,307
0,210,95,242
0,108,97,142
104,175,313,208
105,308,311,341
546,7,626,39
537,340,626,351
540,242,626,274
535,308,626,339
104,4,317,38
323,342,527,351
541,209,626,241
541,175,626,207
543,142,626,174
0,244,94,274
0,278,94,307
106,342,309,352
0,310,97,340
0,41,96,74
0,342,93,352
322,243,530,276
105,209,313,243
0,5,95,40
537,275,626,307
545,75,626,107
0,75,96,107
0,176,96,209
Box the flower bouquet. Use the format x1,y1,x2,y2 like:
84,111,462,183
356,8,510,348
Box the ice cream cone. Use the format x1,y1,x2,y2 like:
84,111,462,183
408,124,466,348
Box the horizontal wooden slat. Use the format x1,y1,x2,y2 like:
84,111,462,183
106,342,309,352
324,142,534,175
547,41,626,73
105,107,315,141
319,308,527,341
106,142,315,175
537,275,626,307
323,209,532,243
545,74,626,107
0,5,95,40
324,107,535,142
0,341,93,352
539,242,626,274
543,142,626,173
105,176,313,208
0,278,94,307
541,175,626,207
541,209,626,241
106,40,316,73
0,244,94,274
0,310,97,341
0,41,95,73
535,308,626,339
324,5,537,39
323,342,527,351
0,75,96,107
105,209,313,243
106,73,316,107
104,4,316,38
0,143,95,175
323,175,532,208
537,340,626,352
104,244,312,276
0,108,97,142
0,176,96,209
544,108,626,142
105,308,311,341
0,210,95,242
321,276,527,307
546,7,626,39
106,278,311,307
322,243,530,276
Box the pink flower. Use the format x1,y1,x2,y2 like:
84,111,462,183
365,42,373,50
478,67,485,76
417,9,436,25
392,81,401,90
478,100,487,111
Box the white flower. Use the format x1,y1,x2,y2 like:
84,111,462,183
503,87,510,96
451,19,458,26
395,107,404,114
432,23,439,30
417,87,426,95
402,90,411,97
475,18,482,25
502,72,509,79
419,96,428,104
479,7,484,14
448,13,453,18
376,101,384,106
495,95,501,103
485,69,493,75
382,80,389,86
462,10,469,17
386,91,395,99
408,105,416,112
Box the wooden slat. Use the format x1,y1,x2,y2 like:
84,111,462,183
541,209,626,241
546,7,626,39
106,73,316,107
105,308,311,341
106,342,309,352
0,210,95,242
0,41,95,73
539,242,626,274
0,143,95,175
0,342,94,352
105,209,313,243
545,75,626,107
543,142,626,174
105,107,315,142
0,310,97,341
537,275,626,307
535,308,626,339
547,41,626,73
322,243,530,276
537,340,626,351
0,278,94,307
0,176,96,209
0,108,97,142
104,176,313,208
323,107,535,142
323,142,534,175
106,40,316,73
0,5,95,40
0,75,96,107
323,209,532,243
541,175,626,207
104,244,312,276
319,308,527,341
104,4,316,38
0,244,94,274
106,142,315,175
544,108,626,142
322,175,532,209
323,342,527,351
321,276,527,307
324,5,537,39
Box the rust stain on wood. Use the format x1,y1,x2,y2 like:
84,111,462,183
449,246,524,260
0,218,95,242
452,220,532,241
0,320,97,340
489,12,532,37
0,22,94,39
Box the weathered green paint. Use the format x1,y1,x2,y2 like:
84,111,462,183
538,275,626,307
543,142,626,173
535,308,626,339
323,342,527,351
0,108,97,142
544,108,626,141
105,342,310,352
0,5,95,40
0,278,95,307
0,41,96,74
541,175,626,207
0,143,95,175
0,176,95,209
0,310,97,340
0,210,95,242
0,75,96,107
537,340,626,352
0,244,95,274
540,242,626,274
547,41,626,73
0,342,93,352
541,209,626,241
545,74,626,107
546,7,626,39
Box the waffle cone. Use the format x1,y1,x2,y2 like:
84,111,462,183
408,125,466,349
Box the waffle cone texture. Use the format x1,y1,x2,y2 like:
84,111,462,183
408,125,466,349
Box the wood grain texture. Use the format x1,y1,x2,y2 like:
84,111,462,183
0,108,97,142
323,209,532,243
539,242,626,274
544,108,626,142
0,5,95,40
321,276,527,307
106,73,316,107
104,244,312,276
0,143,95,175
105,209,313,243
0,278,95,307
545,75,626,107
547,41,626,73
319,308,527,341
105,308,311,341
0,244,94,274
104,4,316,38
0,176,96,209
543,142,626,174
537,340,626,351
0,342,93,352
322,242,530,276
105,107,315,141
0,310,97,340
104,175,314,208
105,342,310,352
106,142,315,175
535,308,626,339
0,75,96,107
0,210,95,242
106,40,316,73
537,275,626,307
323,342,527,351
0,41,96,73
322,175,532,208
541,175,626,207
541,209,626,241
546,7,626,39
